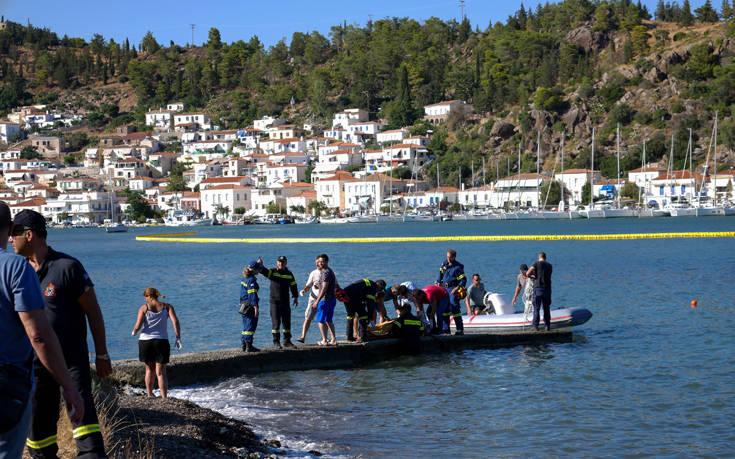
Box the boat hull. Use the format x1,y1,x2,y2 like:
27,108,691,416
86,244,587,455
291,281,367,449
450,307,593,333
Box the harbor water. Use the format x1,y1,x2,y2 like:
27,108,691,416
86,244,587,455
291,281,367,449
50,218,734,457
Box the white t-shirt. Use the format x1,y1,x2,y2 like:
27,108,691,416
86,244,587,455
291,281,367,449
306,269,320,299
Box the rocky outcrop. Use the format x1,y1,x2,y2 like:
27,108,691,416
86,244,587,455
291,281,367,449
490,121,515,139
565,26,608,53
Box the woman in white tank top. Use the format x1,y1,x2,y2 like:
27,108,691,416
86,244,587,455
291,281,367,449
132,287,181,398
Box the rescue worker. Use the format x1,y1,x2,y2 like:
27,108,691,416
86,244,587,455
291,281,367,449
11,210,110,459
340,279,386,341
239,261,260,353
393,301,423,355
436,249,466,335
412,285,450,335
256,256,298,348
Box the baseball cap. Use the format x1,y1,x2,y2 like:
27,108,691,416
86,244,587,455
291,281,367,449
277,255,287,262
13,209,47,237
247,260,259,269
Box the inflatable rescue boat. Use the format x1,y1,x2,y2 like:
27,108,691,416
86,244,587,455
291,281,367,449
449,293,592,333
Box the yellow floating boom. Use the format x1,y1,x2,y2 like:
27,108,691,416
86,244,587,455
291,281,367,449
136,231,735,244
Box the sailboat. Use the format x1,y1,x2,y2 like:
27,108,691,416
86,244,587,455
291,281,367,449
581,129,604,218
637,139,670,218
104,174,127,233
602,124,636,218
696,111,725,216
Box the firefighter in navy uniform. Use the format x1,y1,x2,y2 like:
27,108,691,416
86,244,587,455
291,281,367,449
240,261,260,353
256,256,298,348
341,279,386,341
393,301,423,355
11,210,110,459
436,249,466,335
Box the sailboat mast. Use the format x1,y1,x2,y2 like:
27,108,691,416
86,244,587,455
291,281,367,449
668,134,674,203
713,111,719,206
616,123,621,206
561,133,565,208
518,143,522,209
590,128,595,207
688,128,693,203
536,131,540,210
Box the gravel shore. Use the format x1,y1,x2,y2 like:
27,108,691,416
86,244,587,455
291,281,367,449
107,390,276,458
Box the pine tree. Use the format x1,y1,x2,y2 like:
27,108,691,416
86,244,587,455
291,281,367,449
655,0,667,20
678,0,695,26
722,0,734,18
695,0,720,21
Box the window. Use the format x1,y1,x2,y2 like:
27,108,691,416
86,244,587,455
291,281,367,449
681,185,686,194
659,186,664,196
670,185,675,195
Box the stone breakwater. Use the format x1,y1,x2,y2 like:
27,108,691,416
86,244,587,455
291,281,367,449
111,330,573,387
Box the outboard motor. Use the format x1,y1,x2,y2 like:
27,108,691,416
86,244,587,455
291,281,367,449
484,293,514,315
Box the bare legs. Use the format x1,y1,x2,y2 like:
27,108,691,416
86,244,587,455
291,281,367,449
317,321,337,344
144,361,168,398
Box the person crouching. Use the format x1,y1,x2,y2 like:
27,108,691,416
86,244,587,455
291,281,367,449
239,261,260,352
394,301,423,355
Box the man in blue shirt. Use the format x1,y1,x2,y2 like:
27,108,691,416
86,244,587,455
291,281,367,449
0,202,83,458
436,249,466,335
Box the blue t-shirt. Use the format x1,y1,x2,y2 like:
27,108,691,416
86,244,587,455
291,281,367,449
0,248,45,370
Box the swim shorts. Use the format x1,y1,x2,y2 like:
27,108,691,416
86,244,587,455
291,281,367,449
316,299,336,323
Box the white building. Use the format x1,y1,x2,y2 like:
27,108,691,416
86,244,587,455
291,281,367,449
423,100,472,125
376,128,407,145
253,116,285,131
0,122,21,143
200,185,252,221
145,109,174,128
493,173,548,208
166,102,185,112
556,169,602,205
174,113,212,131
332,108,369,130
628,166,666,189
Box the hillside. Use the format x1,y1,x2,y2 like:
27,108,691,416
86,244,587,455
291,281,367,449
1,0,735,185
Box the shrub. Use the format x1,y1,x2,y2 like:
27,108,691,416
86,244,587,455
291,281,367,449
673,32,687,41
671,102,684,113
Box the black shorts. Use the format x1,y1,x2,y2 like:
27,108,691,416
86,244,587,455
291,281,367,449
138,339,170,364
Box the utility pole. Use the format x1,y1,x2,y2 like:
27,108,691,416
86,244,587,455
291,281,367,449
190,24,195,47
459,0,466,21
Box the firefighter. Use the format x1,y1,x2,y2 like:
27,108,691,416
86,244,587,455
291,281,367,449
256,256,298,348
239,261,260,353
340,279,386,341
393,301,423,355
11,210,110,459
436,249,466,335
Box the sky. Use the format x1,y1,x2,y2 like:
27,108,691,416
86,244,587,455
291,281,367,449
0,0,715,49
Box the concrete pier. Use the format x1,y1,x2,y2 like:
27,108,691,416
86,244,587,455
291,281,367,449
111,329,573,387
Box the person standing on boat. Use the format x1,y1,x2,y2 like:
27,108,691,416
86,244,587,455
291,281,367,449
132,287,181,398
436,249,466,335
465,274,487,316
11,210,110,459
296,257,321,344
526,253,553,331
239,262,260,353
511,264,534,315
256,256,298,349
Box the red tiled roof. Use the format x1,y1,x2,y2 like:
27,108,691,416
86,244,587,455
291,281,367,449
203,184,251,190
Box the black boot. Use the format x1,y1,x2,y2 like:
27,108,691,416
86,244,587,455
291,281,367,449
243,342,259,353
273,340,282,349
346,318,355,341
283,338,295,348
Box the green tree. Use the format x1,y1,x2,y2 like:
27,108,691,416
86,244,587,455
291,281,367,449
140,31,160,54
687,44,715,80
678,0,695,26
167,163,187,192
581,182,592,204
266,202,284,214
307,200,327,216
620,181,639,199
722,0,734,19
386,65,418,128
630,25,650,56
21,145,41,159
207,28,222,50
695,0,719,21
126,191,154,222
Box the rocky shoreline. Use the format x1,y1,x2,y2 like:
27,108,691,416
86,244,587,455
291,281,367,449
103,389,280,458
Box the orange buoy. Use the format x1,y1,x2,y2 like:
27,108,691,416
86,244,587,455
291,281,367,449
691,300,698,308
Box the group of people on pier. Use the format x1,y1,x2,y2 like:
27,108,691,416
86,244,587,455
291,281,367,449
238,248,554,353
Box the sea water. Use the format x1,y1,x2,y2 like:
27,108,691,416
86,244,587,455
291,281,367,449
48,218,735,457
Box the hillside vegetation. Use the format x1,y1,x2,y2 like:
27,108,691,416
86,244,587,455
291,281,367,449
2,0,735,185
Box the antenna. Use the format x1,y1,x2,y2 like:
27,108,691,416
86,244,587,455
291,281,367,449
189,24,195,47
458,0,466,21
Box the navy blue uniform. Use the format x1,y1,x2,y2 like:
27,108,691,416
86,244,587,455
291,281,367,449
27,248,106,459
531,260,553,331
394,312,423,355
258,266,298,343
437,260,466,333
343,279,381,341
240,275,259,344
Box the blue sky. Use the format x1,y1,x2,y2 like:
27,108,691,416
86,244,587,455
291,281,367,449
1,0,714,48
